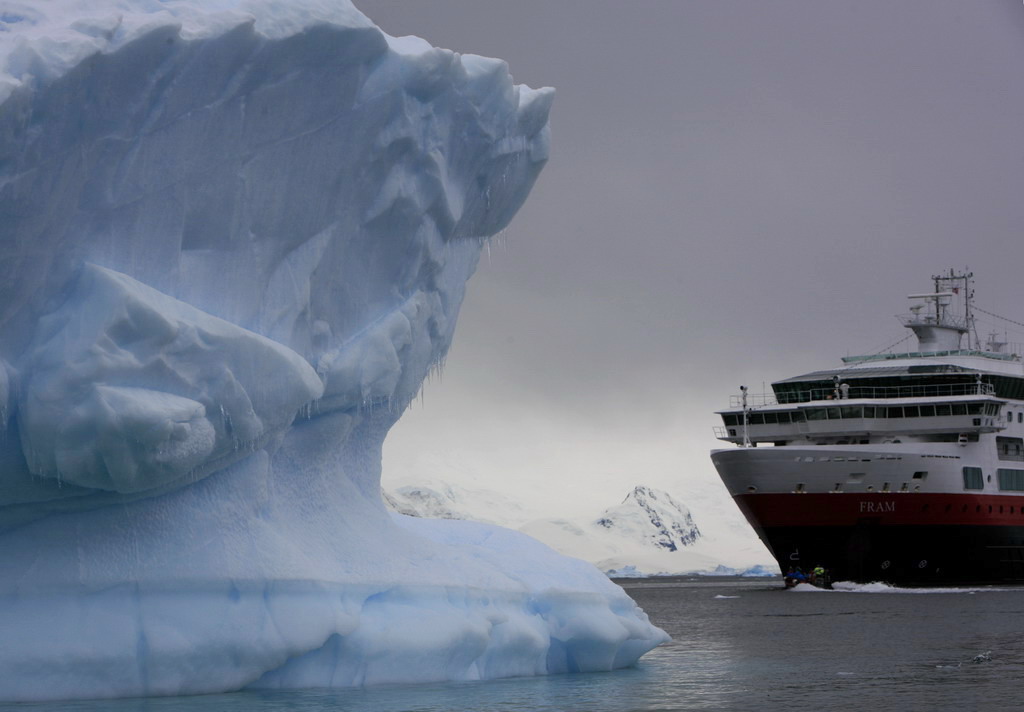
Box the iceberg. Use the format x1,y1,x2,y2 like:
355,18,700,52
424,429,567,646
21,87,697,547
0,0,667,701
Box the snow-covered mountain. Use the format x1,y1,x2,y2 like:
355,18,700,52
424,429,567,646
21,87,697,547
383,481,528,526
384,481,777,576
594,486,701,552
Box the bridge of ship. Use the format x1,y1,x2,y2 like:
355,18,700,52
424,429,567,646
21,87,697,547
714,364,1017,444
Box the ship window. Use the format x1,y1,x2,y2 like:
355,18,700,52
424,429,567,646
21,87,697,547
763,412,778,424
723,414,739,427
919,405,935,417
887,407,903,418
933,404,950,416
1019,412,1022,424
1009,412,1014,422
912,471,928,480
841,406,862,418
963,467,984,490
903,406,920,418
749,413,765,425
805,408,826,421
997,437,1024,461
952,404,968,416
968,403,984,416
791,411,806,423
777,412,791,424
998,468,1024,491
826,407,841,420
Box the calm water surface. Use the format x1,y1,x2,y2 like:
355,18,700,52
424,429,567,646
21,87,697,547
6,577,1024,711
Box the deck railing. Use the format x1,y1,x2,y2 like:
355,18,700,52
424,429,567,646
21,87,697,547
841,349,1020,364
728,382,996,408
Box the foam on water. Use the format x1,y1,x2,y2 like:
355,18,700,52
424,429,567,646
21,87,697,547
796,581,1024,594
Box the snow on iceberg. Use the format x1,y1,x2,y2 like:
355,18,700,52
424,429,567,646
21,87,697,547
0,0,666,701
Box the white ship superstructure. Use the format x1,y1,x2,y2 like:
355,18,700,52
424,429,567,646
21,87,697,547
711,271,1024,584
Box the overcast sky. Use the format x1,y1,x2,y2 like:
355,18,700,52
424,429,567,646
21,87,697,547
358,0,1024,546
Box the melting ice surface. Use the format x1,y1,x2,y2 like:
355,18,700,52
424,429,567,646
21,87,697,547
0,1,667,701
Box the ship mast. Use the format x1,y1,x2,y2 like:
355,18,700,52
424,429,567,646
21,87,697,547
934,268,978,350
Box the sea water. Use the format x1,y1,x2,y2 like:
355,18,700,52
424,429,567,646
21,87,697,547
5,577,1022,711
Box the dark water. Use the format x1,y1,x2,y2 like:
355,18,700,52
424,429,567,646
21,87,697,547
5,577,1024,711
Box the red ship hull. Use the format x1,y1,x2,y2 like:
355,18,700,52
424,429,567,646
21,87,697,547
735,493,1024,584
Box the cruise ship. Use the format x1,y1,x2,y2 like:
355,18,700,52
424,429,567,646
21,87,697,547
711,271,1024,585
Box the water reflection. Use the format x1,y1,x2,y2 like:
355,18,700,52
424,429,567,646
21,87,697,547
7,578,1024,712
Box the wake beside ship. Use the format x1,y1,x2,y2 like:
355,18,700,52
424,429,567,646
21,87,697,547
711,270,1024,585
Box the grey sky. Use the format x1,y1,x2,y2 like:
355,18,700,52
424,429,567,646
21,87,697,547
359,1,1024,530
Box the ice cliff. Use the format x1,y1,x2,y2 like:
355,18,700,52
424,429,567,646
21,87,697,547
0,1,666,701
